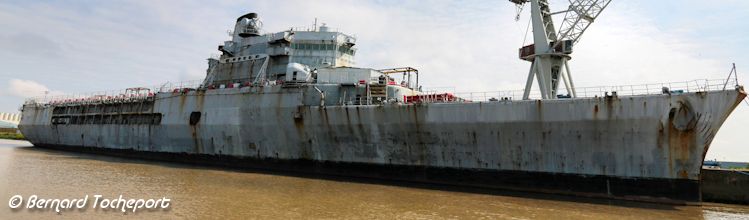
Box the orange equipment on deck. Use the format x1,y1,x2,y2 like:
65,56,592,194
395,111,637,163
403,93,458,103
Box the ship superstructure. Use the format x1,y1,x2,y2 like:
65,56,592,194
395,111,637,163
204,13,358,87
18,3,747,204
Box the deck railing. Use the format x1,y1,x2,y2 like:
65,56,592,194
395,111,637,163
424,78,741,103
23,78,741,106
24,80,204,106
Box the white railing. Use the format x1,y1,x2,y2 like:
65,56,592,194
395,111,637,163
423,79,741,103
288,25,342,33
157,80,204,93
23,78,741,106
24,80,204,106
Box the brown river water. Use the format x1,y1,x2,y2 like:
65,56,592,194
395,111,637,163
0,139,747,219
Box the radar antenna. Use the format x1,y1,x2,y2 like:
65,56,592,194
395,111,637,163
510,0,612,99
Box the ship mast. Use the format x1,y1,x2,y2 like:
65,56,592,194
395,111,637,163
511,0,612,99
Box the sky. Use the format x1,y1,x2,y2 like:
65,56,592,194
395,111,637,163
0,0,747,161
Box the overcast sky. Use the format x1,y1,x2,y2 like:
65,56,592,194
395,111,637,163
0,0,747,161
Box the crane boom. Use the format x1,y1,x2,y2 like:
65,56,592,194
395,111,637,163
552,0,612,49
509,0,612,99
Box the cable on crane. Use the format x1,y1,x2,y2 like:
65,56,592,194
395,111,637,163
521,16,531,47
514,3,525,21
512,2,532,47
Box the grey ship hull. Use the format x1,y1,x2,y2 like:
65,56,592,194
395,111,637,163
19,86,747,203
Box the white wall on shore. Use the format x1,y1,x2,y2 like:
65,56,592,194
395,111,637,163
0,112,21,124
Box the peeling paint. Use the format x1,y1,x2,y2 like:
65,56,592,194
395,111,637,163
17,87,748,185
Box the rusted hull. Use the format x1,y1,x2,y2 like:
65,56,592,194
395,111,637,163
18,87,747,202
30,143,702,203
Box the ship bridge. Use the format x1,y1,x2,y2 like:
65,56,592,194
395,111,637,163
203,13,357,87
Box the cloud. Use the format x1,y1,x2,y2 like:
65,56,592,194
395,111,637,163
0,33,62,57
570,3,726,85
6,79,62,98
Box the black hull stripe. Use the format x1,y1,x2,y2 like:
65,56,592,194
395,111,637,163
34,144,700,204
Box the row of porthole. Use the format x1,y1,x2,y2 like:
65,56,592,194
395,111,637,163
222,50,354,64
222,55,265,63
51,114,162,125
52,104,153,115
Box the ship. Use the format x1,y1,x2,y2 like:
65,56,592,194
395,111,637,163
19,1,747,204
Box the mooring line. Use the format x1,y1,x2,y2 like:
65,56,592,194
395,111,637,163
737,171,749,176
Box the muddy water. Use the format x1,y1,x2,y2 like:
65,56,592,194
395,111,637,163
0,139,747,219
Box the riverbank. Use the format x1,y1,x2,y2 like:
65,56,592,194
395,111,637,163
0,132,24,140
